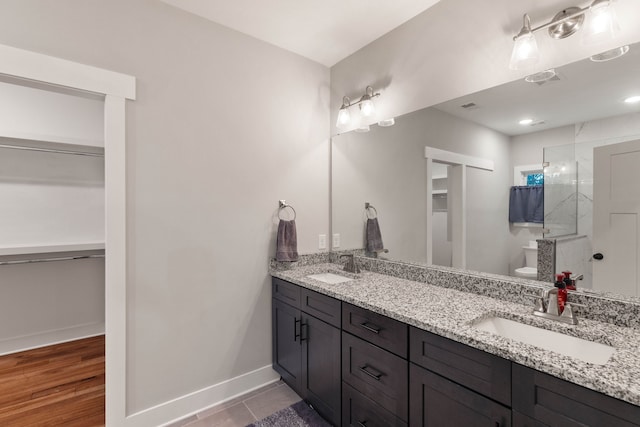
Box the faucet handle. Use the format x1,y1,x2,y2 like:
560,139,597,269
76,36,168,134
524,293,545,313
560,303,582,325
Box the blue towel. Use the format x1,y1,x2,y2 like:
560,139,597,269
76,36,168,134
509,186,544,223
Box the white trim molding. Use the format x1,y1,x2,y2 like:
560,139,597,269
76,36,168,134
0,44,135,100
424,146,494,171
130,365,279,427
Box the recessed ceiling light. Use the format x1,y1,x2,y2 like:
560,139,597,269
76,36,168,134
519,119,534,125
525,69,556,83
624,95,640,104
378,118,395,127
590,45,630,62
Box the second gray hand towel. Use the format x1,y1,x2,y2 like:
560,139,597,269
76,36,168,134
365,217,384,253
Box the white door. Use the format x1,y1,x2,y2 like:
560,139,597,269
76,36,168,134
593,139,640,297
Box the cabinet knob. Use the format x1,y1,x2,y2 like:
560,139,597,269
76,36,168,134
593,252,604,260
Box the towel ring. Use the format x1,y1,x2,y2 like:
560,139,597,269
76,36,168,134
278,200,297,221
364,202,377,219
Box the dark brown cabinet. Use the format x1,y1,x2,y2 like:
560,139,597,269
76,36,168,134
271,279,341,425
272,278,640,427
301,312,341,425
513,364,640,427
272,298,303,391
410,364,511,427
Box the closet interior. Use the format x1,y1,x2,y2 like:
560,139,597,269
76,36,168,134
0,76,105,358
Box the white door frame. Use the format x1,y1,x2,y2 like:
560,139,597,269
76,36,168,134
0,44,135,427
425,147,493,268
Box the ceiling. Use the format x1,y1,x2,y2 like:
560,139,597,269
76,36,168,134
434,43,640,136
158,0,441,67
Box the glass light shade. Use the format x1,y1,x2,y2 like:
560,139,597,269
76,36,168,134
359,99,375,117
336,107,351,129
583,0,619,45
378,118,395,127
509,32,539,70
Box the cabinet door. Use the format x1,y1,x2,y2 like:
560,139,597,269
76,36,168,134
343,382,407,427
272,298,302,394
301,313,341,426
410,364,511,427
513,364,640,427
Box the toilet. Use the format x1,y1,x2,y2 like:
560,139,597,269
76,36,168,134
515,241,538,279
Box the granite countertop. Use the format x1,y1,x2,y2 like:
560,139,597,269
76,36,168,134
271,263,640,407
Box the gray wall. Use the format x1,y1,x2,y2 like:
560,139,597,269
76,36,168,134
333,107,511,274
0,0,329,415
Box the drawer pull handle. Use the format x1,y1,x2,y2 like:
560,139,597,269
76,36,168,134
359,322,381,334
294,318,300,342
359,365,383,381
358,422,368,427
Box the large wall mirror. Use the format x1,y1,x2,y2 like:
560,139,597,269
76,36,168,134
331,42,640,301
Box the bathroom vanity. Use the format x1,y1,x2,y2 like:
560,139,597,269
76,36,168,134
271,260,640,427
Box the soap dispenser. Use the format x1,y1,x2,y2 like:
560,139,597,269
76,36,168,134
555,273,567,314
562,271,576,291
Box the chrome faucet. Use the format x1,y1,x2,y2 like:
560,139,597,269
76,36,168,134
340,254,361,274
527,288,584,325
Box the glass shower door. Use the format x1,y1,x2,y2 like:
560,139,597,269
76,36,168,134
543,143,578,237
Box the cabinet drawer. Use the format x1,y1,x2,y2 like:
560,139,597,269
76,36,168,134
410,363,511,427
513,364,640,427
301,288,341,327
343,382,407,427
410,327,511,406
272,277,301,308
342,332,408,422
342,302,408,357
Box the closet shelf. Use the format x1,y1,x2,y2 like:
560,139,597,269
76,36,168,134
432,189,448,195
0,242,105,257
0,134,104,157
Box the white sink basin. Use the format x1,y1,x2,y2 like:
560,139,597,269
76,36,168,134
473,316,615,365
307,272,354,284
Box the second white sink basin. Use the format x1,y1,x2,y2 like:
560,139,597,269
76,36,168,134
307,272,354,284
473,316,615,365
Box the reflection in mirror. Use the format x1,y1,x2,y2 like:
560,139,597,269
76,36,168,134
331,42,640,299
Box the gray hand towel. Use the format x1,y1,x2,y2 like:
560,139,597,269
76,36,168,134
365,217,384,253
276,219,299,262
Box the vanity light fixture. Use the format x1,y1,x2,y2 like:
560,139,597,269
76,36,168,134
509,0,620,70
624,95,640,104
335,86,380,130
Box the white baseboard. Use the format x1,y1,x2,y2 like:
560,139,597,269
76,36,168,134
125,364,280,427
0,322,105,356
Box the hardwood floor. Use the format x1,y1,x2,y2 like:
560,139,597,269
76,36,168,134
0,336,105,427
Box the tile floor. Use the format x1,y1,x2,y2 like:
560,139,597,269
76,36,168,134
166,381,303,427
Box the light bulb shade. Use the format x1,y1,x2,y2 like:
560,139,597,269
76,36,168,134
359,99,375,117
583,0,619,45
509,31,539,70
336,107,351,129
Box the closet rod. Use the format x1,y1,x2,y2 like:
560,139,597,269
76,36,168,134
0,254,105,266
0,143,104,157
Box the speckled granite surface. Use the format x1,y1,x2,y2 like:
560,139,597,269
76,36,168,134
271,263,640,407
